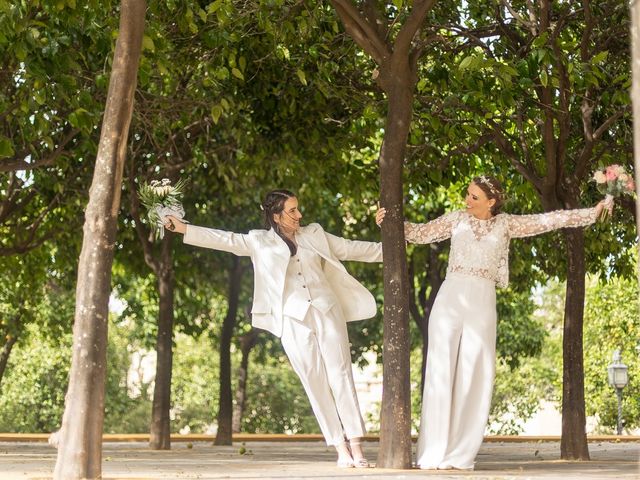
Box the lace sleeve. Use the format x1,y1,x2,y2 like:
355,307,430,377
506,207,598,239
404,211,459,244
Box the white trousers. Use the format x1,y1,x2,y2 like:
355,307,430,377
280,305,365,445
416,273,497,470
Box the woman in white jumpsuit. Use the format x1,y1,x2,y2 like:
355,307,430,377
377,176,612,470
165,189,382,468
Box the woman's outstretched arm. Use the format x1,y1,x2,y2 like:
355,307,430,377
164,215,252,256
376,207,458,244
506,199,612,239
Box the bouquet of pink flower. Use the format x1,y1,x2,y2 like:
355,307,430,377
592,164,635,220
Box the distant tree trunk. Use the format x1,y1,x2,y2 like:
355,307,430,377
53,2,145,478
408,244,445,391
149,235,175,450
232,328,257,433
0,330,18,389
128,156,180,450
215,257,243,445
560,228,590,460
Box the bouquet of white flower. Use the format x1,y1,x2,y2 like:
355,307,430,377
138,178,188,240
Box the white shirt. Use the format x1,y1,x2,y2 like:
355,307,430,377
282,245,338,320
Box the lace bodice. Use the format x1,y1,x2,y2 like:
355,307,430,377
405,207,597,288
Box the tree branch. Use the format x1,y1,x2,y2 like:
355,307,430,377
328,0,390,64
0,128,80,173
395,0,437,57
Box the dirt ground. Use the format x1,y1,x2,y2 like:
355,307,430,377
0,438,638,479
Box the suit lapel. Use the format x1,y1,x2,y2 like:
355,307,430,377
266,228,292,261
297,225,347,273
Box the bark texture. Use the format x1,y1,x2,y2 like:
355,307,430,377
53,1,146,477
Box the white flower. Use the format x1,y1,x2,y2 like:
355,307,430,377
161,178,171,186
593,171,607,184
619,173,629,182
152,185,173,196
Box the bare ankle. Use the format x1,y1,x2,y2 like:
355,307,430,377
349,437,365,460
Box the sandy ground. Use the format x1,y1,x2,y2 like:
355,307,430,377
0,439,638,479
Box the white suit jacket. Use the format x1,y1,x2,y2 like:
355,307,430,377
183,222,383,337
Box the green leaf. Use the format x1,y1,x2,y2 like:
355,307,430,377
0,137,14,158
540,69,548,87
231,68,244,80
211,105,223,124
14,41,27,61
68,108,91,130
142,35,155,52
296,69,307,86
592,51,609,65
207,0,223,14
459,56,476,71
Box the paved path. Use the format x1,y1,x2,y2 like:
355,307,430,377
0,440,638,479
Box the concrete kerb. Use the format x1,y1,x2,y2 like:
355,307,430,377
1,433,639,443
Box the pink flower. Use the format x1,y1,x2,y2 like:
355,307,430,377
605,165,620,181
626,179,635,192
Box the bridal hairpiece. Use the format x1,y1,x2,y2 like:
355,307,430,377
477,175,498,195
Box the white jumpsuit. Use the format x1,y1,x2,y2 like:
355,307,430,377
405,207,598,470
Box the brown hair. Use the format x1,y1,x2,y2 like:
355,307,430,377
472,175,505,215
262,189,297,255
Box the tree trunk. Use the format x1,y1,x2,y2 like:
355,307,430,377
232,328,257,433
53,2,145,477
408,245,445,392
560,228,590,460
376,60,414,470
150,235,175,450
0,332,18,390
214,257,243,445
631,1,640,265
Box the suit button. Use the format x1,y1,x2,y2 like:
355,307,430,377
307,299,311,303
298,272,302,275
302,285,306,288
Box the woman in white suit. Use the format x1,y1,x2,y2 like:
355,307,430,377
164,189,382,468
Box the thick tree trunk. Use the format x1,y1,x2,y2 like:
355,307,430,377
327,1,435,469
560,228,590,460
214,257,243,445
631,3,640,261
376,61,414,470
232,329,257,433
53,2,145,477
150,236,175,450
0,332,18,389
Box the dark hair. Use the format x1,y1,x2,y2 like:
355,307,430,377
262,189,297,256
472,175,505,215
